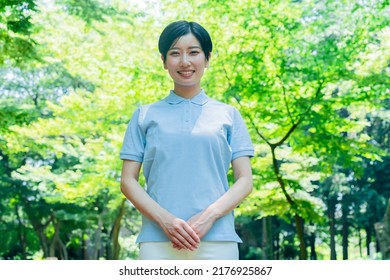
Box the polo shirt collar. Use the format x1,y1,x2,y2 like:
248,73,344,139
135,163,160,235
165,90,209,106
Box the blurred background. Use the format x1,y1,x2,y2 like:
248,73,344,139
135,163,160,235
0,0,389,260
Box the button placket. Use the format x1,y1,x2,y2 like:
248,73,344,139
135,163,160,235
183,100,191,131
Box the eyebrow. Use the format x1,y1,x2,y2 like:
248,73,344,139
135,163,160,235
168,46,202,51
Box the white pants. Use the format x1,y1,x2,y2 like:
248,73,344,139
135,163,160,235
139,241,239,260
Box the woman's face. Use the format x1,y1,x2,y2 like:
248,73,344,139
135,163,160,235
163,33,210,96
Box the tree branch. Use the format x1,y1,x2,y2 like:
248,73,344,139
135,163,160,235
296,80,324,124
274,80,324,148
222,63,272,147
277,74,296,126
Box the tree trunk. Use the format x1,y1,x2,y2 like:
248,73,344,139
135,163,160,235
342,194,349,260
375,198,390,259
15,205,27,259
294,215,307,259
271,146,307,259
93,215,104,260
109,199,126,260
29,220,50,258
358,228,363,258
309,226,317,260
365,226,372,257
328,197,337,260
274,219,280,260
49,220,68,260
262,216,273,259
37,227,49,258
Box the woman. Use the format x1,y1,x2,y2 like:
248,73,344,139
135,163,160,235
120,20,254,260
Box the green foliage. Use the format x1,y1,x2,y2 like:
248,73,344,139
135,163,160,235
0,0,38,64
55,0,117,24
0,0,389,260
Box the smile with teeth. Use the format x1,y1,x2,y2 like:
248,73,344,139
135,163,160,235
178,70,195,77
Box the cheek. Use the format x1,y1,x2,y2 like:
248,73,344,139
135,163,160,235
165,60,178,71
167,67,178,79
194,58,208,68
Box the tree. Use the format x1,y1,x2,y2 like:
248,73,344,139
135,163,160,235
375,199,390,259
190,0,389,259
2,0,161,259
1,0,388,260
0,0,38,65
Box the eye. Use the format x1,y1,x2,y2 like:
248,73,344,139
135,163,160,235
190,50,200,55
168,51,180,56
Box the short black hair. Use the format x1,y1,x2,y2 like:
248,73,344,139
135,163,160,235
158,20,213,62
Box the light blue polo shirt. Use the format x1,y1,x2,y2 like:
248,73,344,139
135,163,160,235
120,90,254,243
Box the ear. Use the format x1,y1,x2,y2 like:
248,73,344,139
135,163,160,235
161,54,167,69
205,52,212,68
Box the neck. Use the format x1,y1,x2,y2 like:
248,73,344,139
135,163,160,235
173,84,201,99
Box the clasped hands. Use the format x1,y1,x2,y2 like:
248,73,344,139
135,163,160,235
161,211,214,251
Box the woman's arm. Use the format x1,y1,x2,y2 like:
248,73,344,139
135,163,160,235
187,156,253,238
120,160,200,250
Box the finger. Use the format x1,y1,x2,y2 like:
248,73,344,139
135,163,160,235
182,223,200,244
173,230,199,250
172,238,183,250
172,242,182,250
171,236,192,251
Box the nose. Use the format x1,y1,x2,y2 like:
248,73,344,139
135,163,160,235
180,54,191,67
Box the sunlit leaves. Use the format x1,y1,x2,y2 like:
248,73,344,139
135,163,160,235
1,0,389,259
0,0,38,65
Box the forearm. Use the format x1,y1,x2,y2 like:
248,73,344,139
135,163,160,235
204,176,252,221
120,160,200,250
188,157,253,232
120,176,173,226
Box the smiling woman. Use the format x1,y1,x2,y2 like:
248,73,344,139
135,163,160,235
158,21,212,98
162,33,210,98
119,20,254,260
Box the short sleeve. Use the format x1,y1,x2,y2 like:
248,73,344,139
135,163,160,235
120,107,145,162
230,108,254,160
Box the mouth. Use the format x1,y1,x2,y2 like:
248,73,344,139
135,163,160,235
177,70,195,77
